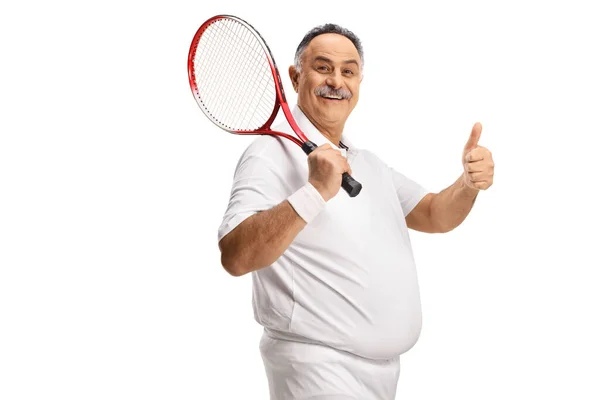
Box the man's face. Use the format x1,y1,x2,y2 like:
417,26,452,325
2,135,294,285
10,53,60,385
290,33,362,130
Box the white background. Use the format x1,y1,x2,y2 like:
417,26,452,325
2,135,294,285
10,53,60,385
1,0,599,399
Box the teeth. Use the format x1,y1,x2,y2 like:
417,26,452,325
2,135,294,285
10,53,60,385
324,95,342,99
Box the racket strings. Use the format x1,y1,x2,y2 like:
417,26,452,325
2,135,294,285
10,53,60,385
201,25,271,129
202,24,258,119
192,18,277,131
219,24,270,127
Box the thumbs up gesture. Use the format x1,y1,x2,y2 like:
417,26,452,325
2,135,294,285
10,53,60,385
462,122,494,190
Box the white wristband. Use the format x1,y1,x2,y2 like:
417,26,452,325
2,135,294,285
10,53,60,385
287,182,327,224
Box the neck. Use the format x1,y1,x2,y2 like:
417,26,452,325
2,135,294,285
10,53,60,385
298,105,344,146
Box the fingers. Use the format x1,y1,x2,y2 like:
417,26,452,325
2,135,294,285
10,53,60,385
331,151,351,175
468,171,491,182
310,144,350,171
307,143,353,201
463,144,494,190
315,143,332,151
464,122,482,152
344,159,352,176
464,169,493,189
463,166,494,190
472,181,491,190
464,159,494,172
465,146,492,163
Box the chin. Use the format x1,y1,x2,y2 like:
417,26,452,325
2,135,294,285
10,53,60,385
321,111,348,124
319,100,347,112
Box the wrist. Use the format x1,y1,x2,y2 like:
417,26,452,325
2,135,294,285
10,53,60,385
460,174,480,197
287,182,327,224
307,180,331,202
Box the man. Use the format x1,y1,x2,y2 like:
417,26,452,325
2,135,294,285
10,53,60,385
217,23,494,400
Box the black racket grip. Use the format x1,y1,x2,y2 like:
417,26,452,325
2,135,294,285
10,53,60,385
341,172,362,197
302,141,362,197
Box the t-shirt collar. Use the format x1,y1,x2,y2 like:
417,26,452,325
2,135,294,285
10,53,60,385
292,105,355,153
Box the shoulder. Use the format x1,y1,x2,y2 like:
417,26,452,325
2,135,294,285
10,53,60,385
244,134,292,156
235,134,303,172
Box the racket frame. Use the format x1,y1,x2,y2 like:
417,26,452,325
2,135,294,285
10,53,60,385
187,14,305,148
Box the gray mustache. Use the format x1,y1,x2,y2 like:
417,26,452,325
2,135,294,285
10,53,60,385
314,86,352,100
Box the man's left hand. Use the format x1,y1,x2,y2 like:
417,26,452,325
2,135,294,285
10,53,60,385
462,122,494,190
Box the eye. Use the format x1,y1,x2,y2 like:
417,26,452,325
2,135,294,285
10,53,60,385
344,69,354,75
316,65,330,72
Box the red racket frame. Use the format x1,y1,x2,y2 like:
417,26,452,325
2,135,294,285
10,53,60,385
187,15,306,148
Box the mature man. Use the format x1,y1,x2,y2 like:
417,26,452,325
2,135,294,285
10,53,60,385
217,23,494,400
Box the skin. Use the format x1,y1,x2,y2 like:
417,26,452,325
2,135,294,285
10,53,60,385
219,33,495,276
406,122,494,233
288,33,363,146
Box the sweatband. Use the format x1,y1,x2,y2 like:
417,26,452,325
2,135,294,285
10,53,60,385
287,182,327,224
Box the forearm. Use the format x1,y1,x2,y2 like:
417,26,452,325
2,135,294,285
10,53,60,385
219,200,307,276
430,175,479,232
219,146,345,276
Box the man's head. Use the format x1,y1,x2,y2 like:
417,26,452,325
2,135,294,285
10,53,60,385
289,24,364,138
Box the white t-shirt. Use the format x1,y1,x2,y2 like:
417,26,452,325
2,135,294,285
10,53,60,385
218,105,429,360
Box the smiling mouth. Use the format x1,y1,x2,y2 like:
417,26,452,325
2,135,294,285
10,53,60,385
320,95,345,101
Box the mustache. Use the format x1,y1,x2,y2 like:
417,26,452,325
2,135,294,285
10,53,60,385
314,85,352,100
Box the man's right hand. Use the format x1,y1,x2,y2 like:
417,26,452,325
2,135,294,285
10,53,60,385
307,144,352,202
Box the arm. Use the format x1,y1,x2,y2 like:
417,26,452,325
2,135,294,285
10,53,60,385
219,200,306,276
219,143,351,277
406,176,478,233
406,122,494,233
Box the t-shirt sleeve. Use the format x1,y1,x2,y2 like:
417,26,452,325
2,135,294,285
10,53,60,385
217,148,288,243
390,167,430,217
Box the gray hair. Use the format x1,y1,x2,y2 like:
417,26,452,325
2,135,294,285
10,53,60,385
293,23,364,74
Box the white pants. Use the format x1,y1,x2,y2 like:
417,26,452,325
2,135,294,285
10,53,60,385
259,330,401,400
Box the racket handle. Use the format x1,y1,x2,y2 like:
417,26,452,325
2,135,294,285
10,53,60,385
301,141,362,198
341,172,362,197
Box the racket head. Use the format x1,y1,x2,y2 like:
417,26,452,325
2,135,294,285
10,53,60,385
188,15,287,136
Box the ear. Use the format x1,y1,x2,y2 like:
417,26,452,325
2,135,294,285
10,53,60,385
288,65,299,93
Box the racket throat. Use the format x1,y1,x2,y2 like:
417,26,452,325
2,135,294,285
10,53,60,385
301,140,318,155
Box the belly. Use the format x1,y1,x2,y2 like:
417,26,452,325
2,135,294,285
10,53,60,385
285,189,423,359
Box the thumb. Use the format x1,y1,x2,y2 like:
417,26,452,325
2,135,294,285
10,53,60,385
464,122,482,152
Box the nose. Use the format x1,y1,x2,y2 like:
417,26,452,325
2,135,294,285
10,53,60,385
325,70,343,89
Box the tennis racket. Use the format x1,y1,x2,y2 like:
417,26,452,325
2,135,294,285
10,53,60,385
187,15,362,197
